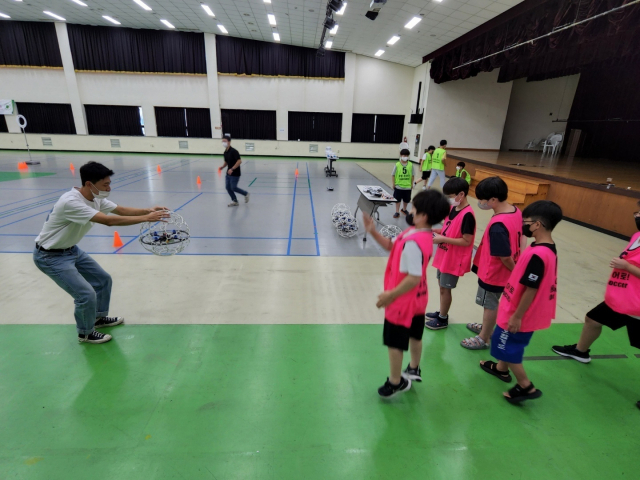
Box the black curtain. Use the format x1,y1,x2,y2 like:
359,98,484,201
429,0,640,84
0,116,8,133
155,107,187,137
564,59,640,162
0,21,62,67
186,108,212,138
67,24,206,74
374,115,405,144
221,110,276,140
15,103,76,134
288,112,342,142
351,114,375,143
216,36,345,79
85,105,143,136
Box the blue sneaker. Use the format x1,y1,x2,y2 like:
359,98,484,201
426,311,440,319
425,316,448,330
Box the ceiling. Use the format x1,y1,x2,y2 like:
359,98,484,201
0,0,523,67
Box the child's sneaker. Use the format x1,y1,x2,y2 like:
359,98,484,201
228,201,239,207
393,213,400,218
245,193,250,204
425,316,448,330
94,316,124,329
402,363,422,382
426,311,440,319
551,344,591,363
78,331,112,344
378,377,411,398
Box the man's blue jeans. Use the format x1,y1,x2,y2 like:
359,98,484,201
225,175,248,202
33,246,112,335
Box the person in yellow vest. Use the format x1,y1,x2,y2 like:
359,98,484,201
455,161,471,185
392,149,414,218
427,140,448,190
415,145,435,190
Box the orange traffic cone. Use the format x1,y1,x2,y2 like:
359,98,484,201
295,168,299,177
217,167,222,177
196,176,202,185
70,162,75,171
18,162,27,170
113,231,124,248
157,165,162,173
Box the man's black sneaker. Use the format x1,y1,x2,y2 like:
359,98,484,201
78,331,112,344
426,311,440,319
378,377,412,398
94,316,125,329
551,344,591,363
402,363,422,382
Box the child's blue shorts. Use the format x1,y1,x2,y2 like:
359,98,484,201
491,326,534,364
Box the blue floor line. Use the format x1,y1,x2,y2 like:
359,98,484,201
112,159,198,190
0,209,50,230
286,162,299,255
0,188,68,209
306,162,320,257
0,197,59,220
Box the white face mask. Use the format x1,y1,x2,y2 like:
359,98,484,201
448,197,460,207
90,183,110,200
222,142,229,148
456,166,462,171
401,157,408,162
477,201,492,210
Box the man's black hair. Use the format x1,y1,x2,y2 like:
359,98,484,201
457,161,466,168
474,176,508,202
223,134,232,142
427,145,436,151
80,162,114,187
400,148,411,156
523,200,563,231
439,139,447,146
412,190,450,226
443,177,469,196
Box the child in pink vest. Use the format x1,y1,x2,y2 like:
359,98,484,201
552,202,640,409
480,200,562,404
462,177,525,350
363,190,450,399
426,177,476,329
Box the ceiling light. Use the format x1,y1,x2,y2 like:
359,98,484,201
324,17,336,30
388,35,400,45
375,49,384,57
405,16,421,29
71,0,88,6
264,0,271,3
328,0,345,13
273,32,280,41
268,14,276,26
0,12,10,18
217,24,228,34
133,0,152,12
160,19,175,29
336,2,347,15
43,11,66,21
433,0,443,2
325,41,333,49
201,4,215,17
103,15,121,25
330,24,338,35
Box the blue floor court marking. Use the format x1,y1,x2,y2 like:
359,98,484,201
112,159,199,190
0,188,69,210
306,162,320,256
286,162,299,255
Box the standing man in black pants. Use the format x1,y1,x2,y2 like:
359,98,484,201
220,135,250,207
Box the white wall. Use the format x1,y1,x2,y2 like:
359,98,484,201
500,74,580,150
0,68,70,103
352,56,414,115
420,68,513,150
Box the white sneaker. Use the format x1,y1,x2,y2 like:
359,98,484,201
228,201,239,207
245,193,250,204
422,186,426,190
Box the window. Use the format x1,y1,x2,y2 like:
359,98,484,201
0,116,8,133
221,109,276,140
288,112,342,142
15,103,76,135
351,113,405,144
155,107,212,138
85,105,144,136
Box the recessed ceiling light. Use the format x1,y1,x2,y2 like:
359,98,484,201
71,0,88,6
201,4,215,17
43,11,66,21
0,12,10,18
325,41,333,49
388,35,400,45
264,0,271,3
405,16,421,29
375,49,384,57
133,0,152,12
273,32,280,41
217,24,228,34
103,15,121,25
336,2,347,15
433,0,443,2
268,14,276,26
160,19,175,29
330,24,338,35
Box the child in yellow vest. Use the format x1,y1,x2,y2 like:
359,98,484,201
456,162,471,185
427,140,448,190
415,145,435,190
393,149,414,218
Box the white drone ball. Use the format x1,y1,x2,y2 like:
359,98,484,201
139,211,190,256
380,225,403,239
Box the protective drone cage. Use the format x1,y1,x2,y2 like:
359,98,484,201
380,224,402,239
139,211,190,256
331,203,358,238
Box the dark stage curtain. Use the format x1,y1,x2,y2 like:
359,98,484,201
221,110,276,140
374,115,405,144
85,105,143,136
351,114,375,143
288,112,342,142
0,21,62,68
564,60,640,162
216,36,345,79
429,0,640,84
67,24,206,74
155,107,187,137
186,108,212,138
15,103,76,134
0,116,8,133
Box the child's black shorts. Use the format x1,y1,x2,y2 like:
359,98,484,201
393,188,412,204
421,170,431,180
587,302,640,349
383,316,425,351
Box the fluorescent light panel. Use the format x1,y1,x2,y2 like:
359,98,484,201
71,0,88,6
0,12,10,18
325,41,333,49
273,32,280,41
160,19,175,29
268,14,276,26
330,24,338,35
133,0,152,11
336,2,346,15
103,15,121,25
388,35,400,45
405,16,421,29
264,0,271,3
217,24,228,34
201,4,215,17
375,49,384,57
43,11,66,21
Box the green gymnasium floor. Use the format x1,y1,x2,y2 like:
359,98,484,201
0,171,56,182
1,324,638,480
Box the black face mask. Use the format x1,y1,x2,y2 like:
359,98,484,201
636,217,640,231
406,213,414,226
522,223,534,238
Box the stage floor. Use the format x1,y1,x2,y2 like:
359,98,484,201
448,150,640,192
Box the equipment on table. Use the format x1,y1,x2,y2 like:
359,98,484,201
139,211,190,256
325,146,338,179
354,185,398,244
